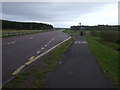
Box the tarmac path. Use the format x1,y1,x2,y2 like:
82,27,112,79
45,35,113,88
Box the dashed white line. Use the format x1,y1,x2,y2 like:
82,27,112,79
52,38,54,41
49,38,55,43
7,41,16,45
41,47,45,50
59,61,62,64
45,45,47,47
12,36,71,75
36,51,41,54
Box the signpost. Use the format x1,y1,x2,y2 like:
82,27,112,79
79,22,83,36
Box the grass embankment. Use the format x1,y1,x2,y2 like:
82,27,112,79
86,35,119,88
3,37,75,88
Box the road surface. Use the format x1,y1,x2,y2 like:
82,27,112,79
45,35,113,88
2,30,70,85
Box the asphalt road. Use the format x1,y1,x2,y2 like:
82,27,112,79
2,30,70,85
45,35,113,88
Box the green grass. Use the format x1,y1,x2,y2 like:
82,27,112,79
85,35,119,88
90,36,120,51
3,37,75,88
63,30,80,35
97,39,120,50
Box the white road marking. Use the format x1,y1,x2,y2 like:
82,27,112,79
45,45,47,47
41,47,45,50
59,61,62,64
74,41,87,44
7,41,16,45
30,36,71,62
52,38,54,41
12,36,71,75
49,38,55,43
36,51,41,54
75,41,79,44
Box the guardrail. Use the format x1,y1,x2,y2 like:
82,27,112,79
1,31,42,37
1,29,57,37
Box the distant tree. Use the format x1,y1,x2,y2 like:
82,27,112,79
2,20,54,30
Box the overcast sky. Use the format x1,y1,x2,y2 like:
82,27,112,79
2,2,118,28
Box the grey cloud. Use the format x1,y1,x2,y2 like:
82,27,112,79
2,2,114,27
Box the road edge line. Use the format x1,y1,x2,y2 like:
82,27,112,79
12,36,71,75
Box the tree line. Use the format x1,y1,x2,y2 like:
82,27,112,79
70,25,119,31
1,20,54,30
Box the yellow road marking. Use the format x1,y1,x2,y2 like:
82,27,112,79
25,60,32,65
12,65,25,75
25,59,36,65
29,56,35,60
32,37,71,61
12,37,71,75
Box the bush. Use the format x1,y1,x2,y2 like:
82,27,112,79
90,30,98,37
117,31,120,44
99,31,118,43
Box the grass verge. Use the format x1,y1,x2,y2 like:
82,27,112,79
63,30,80,35
85,35,119,88
90,36,120,51
3,37,75,88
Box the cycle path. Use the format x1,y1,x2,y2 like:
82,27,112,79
45,36,113,88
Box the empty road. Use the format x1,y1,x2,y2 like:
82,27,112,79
2,30,70,85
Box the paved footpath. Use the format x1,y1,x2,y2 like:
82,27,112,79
45,36,113,88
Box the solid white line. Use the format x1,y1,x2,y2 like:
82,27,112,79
33,37,71,61
12,36,71,75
